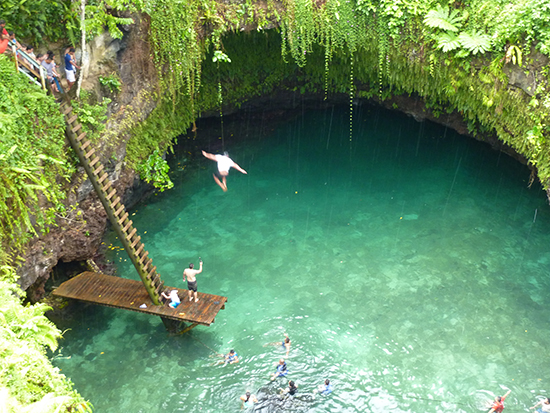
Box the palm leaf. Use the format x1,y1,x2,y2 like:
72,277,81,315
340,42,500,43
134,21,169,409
424,5,462,32
437,32,461,52
458,30,492,54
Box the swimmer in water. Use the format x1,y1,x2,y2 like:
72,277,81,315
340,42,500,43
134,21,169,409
279,380,298,396
265,333,291,356
240,391,258,408
202,150,247,192
270,358,288,380
488,389,511,413
531,397,550,413
221,349,239,366
313,379,333,397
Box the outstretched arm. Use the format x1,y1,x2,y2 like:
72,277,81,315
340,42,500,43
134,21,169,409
202,150,217,161
195,261,203,274
231,162,247,174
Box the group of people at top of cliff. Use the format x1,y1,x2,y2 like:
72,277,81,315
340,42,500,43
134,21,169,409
1,19,80,92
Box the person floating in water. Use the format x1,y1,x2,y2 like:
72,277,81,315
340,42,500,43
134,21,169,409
183,259,202,303
270,358,288,380
278,333,291,356
221,349,239,366
265,333,291,356
240,391,257,408
202,150,247,192
279,380,298,396
488,389,511,413
530,397,550,413
160,289,180,308
313,379,333,396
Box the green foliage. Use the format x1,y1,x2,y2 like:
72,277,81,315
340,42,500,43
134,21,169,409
457,30,492,55
423,5,462,32
0,56,71,254
136,149,174,192
98,73,122,93
84,0,136,40
138,0,550,191
493,0,550,55
71,94,111,143
0,266,92,412
0,0,79,45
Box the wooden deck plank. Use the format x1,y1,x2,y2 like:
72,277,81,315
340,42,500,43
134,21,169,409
53,272,227,326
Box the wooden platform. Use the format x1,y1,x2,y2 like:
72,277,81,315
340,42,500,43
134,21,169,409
53,272,227,326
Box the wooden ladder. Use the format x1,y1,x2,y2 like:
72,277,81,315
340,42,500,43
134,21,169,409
60,101,164,305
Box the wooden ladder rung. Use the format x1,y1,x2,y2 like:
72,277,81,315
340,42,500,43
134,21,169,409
89,157,100,168
76,132,87,141
111,196,121,209
85,148,95,159
134,242,144,256
138,250,149,264
130,235,141,249
98,172,109,184
71,123,82,133
106,188,117,200
155,281,165,294
63,106,73,115
114,204,125,217
152,273,161,286
94,164,104,176
147,265,157,278
81,140,91,151
125,227,137,241
122,220,133,233
67,115,78,124
143,258,153,272
117,211,128,226
102,180,112,192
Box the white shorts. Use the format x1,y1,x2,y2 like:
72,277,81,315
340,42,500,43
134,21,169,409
65,69,76,82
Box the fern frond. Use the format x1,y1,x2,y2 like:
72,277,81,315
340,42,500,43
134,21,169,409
424,5,462,32
458,30,492,54
437,32,461,52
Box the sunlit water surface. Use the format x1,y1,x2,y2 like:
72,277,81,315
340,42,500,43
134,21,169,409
52,105,550,412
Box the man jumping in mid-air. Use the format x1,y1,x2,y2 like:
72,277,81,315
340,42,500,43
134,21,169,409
202,150,247,192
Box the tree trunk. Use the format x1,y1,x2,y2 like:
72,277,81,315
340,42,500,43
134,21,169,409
76,0,86,98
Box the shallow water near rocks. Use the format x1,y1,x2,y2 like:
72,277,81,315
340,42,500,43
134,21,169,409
53,104,550,412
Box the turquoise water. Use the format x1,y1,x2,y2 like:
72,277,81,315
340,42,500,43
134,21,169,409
52,105,550,413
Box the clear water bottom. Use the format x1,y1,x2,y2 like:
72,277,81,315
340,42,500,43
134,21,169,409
52,105,550,412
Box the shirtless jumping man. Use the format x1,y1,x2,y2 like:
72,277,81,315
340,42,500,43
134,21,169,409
183,259,203,302
202,150,247,192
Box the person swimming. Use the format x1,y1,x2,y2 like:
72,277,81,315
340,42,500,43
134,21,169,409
270,358,288,380
265,333,291,356
240,391,258,408
315,379,333,395
223,349,239,366
279,380,298,396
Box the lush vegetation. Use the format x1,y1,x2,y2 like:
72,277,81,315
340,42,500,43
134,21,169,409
132,0,550,192
0,56,73,258
1,1,550,410
0,266,92,412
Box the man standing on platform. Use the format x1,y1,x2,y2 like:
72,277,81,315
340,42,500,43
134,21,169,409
183,259,203,303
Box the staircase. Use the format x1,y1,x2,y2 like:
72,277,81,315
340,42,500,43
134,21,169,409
60,100,164,305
